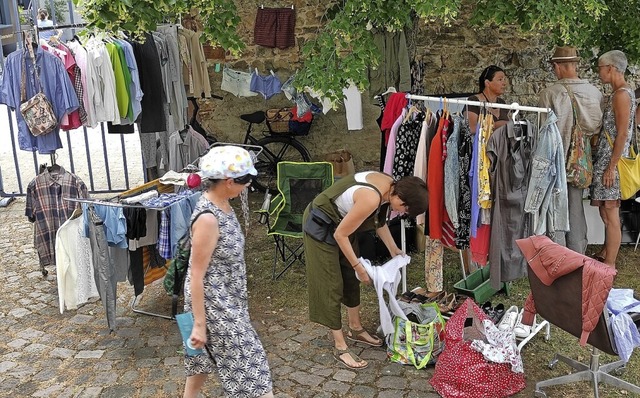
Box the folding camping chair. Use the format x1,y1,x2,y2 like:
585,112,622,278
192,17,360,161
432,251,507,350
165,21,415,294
260,161,333,279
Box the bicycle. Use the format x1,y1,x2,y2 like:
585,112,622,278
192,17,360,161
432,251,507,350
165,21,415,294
188,98,311,192
239,111,311,192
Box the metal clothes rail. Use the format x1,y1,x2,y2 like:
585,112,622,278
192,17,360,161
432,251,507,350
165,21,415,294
63,196,177,211
404,93,551,114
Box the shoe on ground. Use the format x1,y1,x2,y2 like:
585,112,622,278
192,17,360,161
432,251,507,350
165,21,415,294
514,310,534,339
497,305,519,332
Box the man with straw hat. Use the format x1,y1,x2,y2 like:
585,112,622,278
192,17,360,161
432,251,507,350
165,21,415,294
538,46,603,255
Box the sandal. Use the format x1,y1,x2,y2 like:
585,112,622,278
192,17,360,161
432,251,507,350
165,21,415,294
333,347,368,369
400,291,416,303
424,290,446,303
437,293,457,313
346,327,383,347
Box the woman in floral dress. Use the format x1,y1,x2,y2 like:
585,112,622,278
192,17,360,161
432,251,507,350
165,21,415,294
183,146,273,398
590,50,636,266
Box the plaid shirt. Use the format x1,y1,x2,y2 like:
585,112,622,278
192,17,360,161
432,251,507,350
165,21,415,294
26,167,88,267
143,190,195,259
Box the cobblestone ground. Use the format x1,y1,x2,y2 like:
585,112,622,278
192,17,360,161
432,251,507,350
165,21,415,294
0,198,447,398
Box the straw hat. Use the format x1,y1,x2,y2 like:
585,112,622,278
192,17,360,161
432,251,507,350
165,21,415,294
549,46,580,63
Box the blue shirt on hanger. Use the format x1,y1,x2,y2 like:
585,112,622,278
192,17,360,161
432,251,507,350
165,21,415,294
0,47,79,154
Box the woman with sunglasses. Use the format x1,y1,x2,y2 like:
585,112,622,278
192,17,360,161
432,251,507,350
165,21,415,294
183,146,274,398
466,65,510,133
303,172,428,370
590,50,636,267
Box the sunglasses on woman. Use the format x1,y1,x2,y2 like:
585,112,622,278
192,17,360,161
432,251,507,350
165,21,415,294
232,174,254,184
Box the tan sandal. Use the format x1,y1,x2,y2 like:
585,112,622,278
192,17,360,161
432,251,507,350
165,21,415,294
333,348,368,369
346,327,383,347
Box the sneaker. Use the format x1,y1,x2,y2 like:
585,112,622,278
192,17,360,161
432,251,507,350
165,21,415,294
497,306,519,331
513,309,534,339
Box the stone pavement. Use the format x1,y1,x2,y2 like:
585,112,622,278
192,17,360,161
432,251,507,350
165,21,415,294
0,198,448,398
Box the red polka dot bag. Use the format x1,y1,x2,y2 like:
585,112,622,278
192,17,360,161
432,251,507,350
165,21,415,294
430,299,526,398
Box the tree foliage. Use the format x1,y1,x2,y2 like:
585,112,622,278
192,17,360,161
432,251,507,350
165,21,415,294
296,0,461,103
72,0,639,103
72,0,244,55
469,0,636,66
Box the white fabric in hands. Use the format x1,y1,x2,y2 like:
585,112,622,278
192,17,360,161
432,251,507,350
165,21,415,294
356,255,411,336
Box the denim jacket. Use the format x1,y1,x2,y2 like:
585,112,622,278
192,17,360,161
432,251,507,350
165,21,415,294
524,110,569,234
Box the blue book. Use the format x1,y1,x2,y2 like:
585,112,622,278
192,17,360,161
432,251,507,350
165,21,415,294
175,312,204,356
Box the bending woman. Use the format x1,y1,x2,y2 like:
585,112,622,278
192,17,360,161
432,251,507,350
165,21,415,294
303,171,428,370
590,50,636,267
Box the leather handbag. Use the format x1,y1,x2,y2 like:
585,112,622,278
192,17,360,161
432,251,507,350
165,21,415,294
19,48,57,136
563,85,593,189
605,131,640,200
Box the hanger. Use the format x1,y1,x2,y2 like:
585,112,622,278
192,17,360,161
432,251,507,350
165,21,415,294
47,163,62,174
443,97,449,119
374,87,396,99
403,104,419,124
511,107,527,141
70,207,83,220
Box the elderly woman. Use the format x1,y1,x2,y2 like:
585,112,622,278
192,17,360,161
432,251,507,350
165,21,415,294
466,65,510,133
184,146,273,398
303,171,428,370
590,50,636,267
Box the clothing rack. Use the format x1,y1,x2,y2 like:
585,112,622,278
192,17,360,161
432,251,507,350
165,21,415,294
63,184,200,321
398,94,550,292
402,93,552,350
62,196,179,211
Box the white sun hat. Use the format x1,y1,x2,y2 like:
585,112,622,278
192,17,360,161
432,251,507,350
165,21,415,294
198,146,258,180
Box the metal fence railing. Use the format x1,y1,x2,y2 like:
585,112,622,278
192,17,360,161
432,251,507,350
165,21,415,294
0,0,145,197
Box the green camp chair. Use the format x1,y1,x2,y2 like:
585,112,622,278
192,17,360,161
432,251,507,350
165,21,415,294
260,161,334,279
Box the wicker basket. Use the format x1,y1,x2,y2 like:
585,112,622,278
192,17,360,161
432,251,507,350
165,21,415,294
266,108,292,133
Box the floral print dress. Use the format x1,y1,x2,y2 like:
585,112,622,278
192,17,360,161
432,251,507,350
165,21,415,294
591,87,636,201
183,197,272,398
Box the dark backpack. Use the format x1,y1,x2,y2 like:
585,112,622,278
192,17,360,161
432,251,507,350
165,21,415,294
164,210,212,317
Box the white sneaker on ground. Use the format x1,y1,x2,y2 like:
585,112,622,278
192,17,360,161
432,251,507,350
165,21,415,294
497,305,519,332
514,309,534,339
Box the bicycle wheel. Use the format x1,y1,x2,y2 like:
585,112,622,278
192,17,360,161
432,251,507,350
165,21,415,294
253,136,311,192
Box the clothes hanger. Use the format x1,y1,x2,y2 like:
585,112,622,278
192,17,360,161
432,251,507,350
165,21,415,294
382,87,396,96
70,207,83,220
374,86,397,99
511,108,527,141
443,97,449,119
403,103,419,124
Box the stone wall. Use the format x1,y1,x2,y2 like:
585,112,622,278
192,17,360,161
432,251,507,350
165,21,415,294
194,1,623,170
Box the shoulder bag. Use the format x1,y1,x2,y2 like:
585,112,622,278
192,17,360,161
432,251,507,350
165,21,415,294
563,85,593,189
604,131,640,200
19,46,57,136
